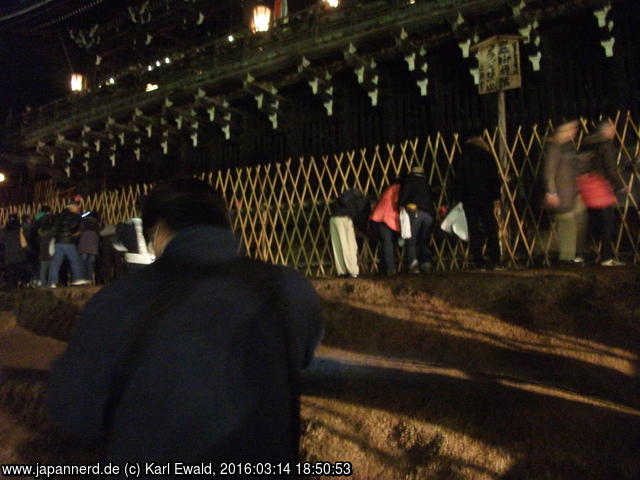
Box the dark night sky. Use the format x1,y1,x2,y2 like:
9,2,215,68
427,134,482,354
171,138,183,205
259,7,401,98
0,0,319,119
1,34,72,114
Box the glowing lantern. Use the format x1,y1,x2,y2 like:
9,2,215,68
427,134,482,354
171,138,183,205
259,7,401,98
70,73,86,92
251,5,271,33
323,0,339,7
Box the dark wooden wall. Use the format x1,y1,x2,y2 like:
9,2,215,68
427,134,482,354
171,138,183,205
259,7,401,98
76,2,640,193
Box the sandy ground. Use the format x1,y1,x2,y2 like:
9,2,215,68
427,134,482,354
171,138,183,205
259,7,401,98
0,267,638,479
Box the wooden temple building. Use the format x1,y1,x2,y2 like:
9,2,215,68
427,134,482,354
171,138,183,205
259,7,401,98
0,0,638,201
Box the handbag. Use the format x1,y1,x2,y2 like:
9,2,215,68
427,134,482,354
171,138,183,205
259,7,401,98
399,208,412,239
577,173,615,209
440,202,469,242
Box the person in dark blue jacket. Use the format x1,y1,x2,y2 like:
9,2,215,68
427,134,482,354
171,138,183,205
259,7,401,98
47,179,324,476
454,134,503,270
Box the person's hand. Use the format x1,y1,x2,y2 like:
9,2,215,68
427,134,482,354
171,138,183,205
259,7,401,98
545,193,560,208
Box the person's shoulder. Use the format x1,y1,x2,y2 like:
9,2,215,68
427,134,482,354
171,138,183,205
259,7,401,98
89,268,154,306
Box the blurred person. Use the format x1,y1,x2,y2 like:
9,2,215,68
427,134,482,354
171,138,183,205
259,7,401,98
454,133,503,270
48,178,323,471
370,179,402,276
0,214,27,288
78,211,101,283
544,120,587,265
580,120,626,266
329,189,370,278
34,207,56,287
98,224,127,283
48,199,90,288
399,165,436,273
20,213,36,285
115,197,155,274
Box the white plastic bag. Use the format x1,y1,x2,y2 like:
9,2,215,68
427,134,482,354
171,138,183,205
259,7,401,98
399,208,412,239
440,202,469,242
48,238,56,257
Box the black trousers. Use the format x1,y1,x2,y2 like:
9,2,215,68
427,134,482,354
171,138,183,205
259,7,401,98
464,199,500,267
589,207,615,261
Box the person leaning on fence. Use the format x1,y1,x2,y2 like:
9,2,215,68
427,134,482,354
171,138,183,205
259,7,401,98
579,120,626,266
454,134,503,270
329,189,371,278
48,199,91,287
47,178,323,473
399,165,436,273
544,120,588,266
370,179,402,276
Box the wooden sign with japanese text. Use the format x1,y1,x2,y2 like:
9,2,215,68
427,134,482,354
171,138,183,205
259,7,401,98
474,36,522,95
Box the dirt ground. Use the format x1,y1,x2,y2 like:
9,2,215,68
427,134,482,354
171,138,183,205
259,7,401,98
0,267,639,479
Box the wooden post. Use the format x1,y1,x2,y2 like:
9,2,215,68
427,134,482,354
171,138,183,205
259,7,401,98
498,90,507,168
497,89,509,263
472,35,522,267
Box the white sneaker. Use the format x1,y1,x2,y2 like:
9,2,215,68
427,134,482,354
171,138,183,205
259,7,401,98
601,259,625,267
71,279,91,286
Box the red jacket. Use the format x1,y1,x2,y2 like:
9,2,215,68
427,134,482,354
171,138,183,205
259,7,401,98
369,184,401,232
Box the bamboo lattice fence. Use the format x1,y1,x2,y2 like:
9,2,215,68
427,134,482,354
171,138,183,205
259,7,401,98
2,112,639,276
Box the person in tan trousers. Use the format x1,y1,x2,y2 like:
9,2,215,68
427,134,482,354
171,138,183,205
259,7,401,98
544,120,588,265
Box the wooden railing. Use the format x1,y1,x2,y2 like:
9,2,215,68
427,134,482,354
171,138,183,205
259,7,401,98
3,112,639,276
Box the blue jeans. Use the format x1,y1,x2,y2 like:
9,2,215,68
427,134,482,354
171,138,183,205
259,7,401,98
39,260,51,287
405,209,434,266
81,253,97,281
373,221,397,276
49,243,87,285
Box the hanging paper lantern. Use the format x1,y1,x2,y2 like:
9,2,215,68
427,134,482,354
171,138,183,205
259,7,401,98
251,4,272,33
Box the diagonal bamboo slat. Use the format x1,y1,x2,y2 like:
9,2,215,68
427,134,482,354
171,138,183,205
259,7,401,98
2,112,639,276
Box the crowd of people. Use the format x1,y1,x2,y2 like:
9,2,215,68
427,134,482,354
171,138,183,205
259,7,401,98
0,120,632,288
330,121,631,275
0,197,157,289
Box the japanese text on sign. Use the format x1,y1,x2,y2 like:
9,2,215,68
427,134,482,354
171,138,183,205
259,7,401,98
477,37,521,95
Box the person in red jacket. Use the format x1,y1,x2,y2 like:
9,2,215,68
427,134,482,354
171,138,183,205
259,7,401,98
370,179,402,276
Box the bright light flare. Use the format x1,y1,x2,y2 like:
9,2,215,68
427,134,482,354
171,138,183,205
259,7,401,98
70,73,85,92
251,6,271,33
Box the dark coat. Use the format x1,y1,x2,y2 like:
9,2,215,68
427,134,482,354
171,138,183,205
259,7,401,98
0,228,24,265
35,215,56,261
48,225,323,470
582,137,624,191
78,217,100,256
331,189,371,232
544,141,580,213
54,209,81,244
454,142,501,203
399,173,435,215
